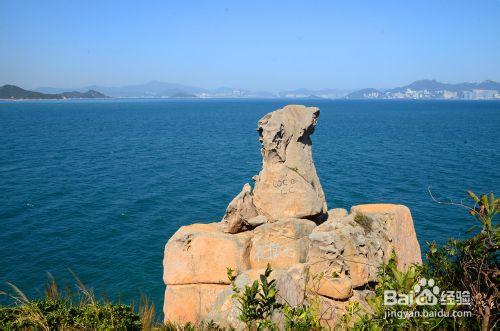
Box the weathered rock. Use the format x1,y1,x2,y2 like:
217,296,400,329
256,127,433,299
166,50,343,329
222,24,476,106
308,214,381,288
328,208,348,220
306,204,422,293
252,105,327,221
221,183,258,233
313,274,353,300
164,284,227,324
204,286,242,329
249,218,316,269
247,214,267,227
163,223,251,285
350,204,422,270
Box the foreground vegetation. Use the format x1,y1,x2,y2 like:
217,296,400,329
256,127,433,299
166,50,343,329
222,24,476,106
0,271,148,330
1,191,497,330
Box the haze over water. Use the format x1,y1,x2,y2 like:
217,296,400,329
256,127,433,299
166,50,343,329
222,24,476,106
0,99,499,310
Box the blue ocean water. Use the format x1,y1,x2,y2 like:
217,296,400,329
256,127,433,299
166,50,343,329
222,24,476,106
0,99,499,312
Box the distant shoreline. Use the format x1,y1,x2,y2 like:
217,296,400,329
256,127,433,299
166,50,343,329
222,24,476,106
1,97,500,102
4,79,500,100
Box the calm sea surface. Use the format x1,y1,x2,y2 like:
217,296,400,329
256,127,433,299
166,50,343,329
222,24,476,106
0,99,499,311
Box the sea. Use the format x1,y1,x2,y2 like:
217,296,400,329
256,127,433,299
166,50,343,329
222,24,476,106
0,98,499,312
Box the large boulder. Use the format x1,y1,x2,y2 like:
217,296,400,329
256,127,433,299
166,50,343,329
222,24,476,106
163,223,251,285
252,105,328,221
307,204,422,295
307,213,381,292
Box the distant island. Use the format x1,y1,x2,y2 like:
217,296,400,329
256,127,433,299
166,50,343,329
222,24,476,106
0,85,109,100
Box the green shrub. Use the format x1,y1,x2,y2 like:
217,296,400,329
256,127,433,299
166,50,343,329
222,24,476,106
282,304,321,330
425,191,499,330
228,264,321,330
228,264,282,330
350,253,455,330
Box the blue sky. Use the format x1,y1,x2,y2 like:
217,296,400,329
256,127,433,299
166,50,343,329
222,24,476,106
1,0,499,91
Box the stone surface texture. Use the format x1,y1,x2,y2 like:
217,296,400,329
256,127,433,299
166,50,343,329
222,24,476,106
162,105,422,328
221,183,258,233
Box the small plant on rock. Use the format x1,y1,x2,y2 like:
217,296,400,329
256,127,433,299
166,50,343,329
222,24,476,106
354,213,373,234
227,264,282,330
283,304,321,330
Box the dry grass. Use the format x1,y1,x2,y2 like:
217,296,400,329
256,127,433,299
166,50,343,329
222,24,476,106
354,213,373,233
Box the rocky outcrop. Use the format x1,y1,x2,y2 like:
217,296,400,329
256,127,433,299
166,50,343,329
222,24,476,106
253,105,327,221
162,105,422,328
220,105,328,234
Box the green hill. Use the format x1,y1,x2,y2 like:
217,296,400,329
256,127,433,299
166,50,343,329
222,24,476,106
0,85,108,100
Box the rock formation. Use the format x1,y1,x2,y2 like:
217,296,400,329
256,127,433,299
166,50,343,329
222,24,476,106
221,105,327,233
252,105,327,222
163,105,422,328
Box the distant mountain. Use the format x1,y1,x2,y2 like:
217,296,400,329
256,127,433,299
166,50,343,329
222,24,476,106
346,80,500,100
36,81,207,98
35,81,353,99
0,85,108,100
60,90,108,99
